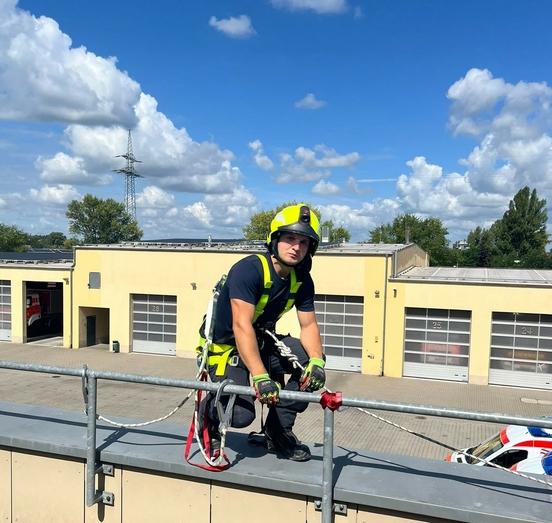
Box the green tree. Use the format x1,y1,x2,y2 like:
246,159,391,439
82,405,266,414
66,195,143,244
369,214,452,265
28,231,67,249
460,226,496,267
242,202,351,243
494,186,548,261
328,224,351,243
0,224,27,252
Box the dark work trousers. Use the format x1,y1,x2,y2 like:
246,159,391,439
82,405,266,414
207,334,310,435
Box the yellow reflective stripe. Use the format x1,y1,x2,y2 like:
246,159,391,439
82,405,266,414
278,268,302,318
253,254,272,322
197,337,236,376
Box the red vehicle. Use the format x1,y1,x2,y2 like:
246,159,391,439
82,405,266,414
26,293,42,326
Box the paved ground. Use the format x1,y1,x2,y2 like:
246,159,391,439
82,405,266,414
1,341,551,461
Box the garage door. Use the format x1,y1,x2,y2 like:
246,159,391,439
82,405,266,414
489,312,552,389
315,294,363,372
403,308,471,382
132,294,176,355
0,280,11,341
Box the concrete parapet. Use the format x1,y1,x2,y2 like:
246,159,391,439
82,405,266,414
0,401,549,523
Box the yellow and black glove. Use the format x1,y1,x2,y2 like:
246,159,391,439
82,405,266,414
252,374,281,406
300,357,326,392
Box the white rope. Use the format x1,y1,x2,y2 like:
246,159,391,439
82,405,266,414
97,392,194,428
264,330,552,488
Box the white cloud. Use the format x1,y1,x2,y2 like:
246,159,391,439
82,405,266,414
249,139,274,170
0,2,245,197
36,152,111,185
295,93,327,110
137,186,259,239
39,93,243,194
208,15,256,39
312,179,340,195
136,186,175,208
0,1,140,126
396,156,508,222
29,184,80,205
317,200,401,239
271,0,348,14
346,176,373,195
446,68,552,199
276,144,359,183
296,144,360,168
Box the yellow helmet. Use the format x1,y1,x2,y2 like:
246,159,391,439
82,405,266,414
266,204,320,256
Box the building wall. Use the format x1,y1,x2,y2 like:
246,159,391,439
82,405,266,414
1,448,451,523
384,280,552,384
73,248,392,374
0,266,72,347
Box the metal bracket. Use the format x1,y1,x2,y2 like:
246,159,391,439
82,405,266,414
96,463,114,476
100,491,115,506
313,499,347,515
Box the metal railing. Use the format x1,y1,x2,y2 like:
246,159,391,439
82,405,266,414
1,359,552,523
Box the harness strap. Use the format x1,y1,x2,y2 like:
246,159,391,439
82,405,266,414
184,371,231,472
253,253,302,323
253,254,273,322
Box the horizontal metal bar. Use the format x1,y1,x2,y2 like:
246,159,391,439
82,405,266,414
0,360,84,377
341,397,552,429
2,360,552,429
89,369,322,404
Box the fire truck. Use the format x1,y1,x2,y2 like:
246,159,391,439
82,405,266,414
26,289,62,333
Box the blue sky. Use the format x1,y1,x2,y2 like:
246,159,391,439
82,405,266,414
2,0,552,241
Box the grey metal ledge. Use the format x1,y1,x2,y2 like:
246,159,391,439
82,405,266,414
0,401,550,522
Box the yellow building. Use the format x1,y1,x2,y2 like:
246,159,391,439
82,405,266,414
0,259,72,347
1,242,552,390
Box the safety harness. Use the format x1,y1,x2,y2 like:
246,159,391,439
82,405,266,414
187,253,302,471
197,254,302,377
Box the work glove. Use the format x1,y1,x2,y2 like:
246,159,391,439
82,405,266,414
300,357,326,392
252,373,280,406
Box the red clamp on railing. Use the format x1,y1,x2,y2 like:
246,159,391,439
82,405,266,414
320,391,342,411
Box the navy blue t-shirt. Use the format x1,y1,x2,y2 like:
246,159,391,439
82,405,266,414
212,252,315,344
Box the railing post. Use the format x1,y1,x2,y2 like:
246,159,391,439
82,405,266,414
321,407,334,523
86,372,98,507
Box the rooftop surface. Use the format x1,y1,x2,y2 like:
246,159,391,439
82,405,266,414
395,266,552,286
0,249,73,268
1,341,552,461
1,400,550,523
76,241,411,255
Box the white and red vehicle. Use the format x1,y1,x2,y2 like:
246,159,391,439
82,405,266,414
446,422,552,469
26,293,41,326
511,450,552,475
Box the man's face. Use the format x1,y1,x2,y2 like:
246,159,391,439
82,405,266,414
276,232,310,266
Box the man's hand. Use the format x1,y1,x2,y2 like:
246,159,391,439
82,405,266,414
252,374,281,405
300,357,326,392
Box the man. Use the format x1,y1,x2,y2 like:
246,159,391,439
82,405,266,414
201,203,326,462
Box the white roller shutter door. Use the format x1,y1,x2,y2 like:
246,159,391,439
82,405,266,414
315,295,363,372
403,308,471,382
489,312,552,390
0,281,10,341
132,294,176,356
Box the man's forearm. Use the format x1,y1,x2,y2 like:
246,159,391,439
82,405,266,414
233,322,266,376
300,322,324,360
